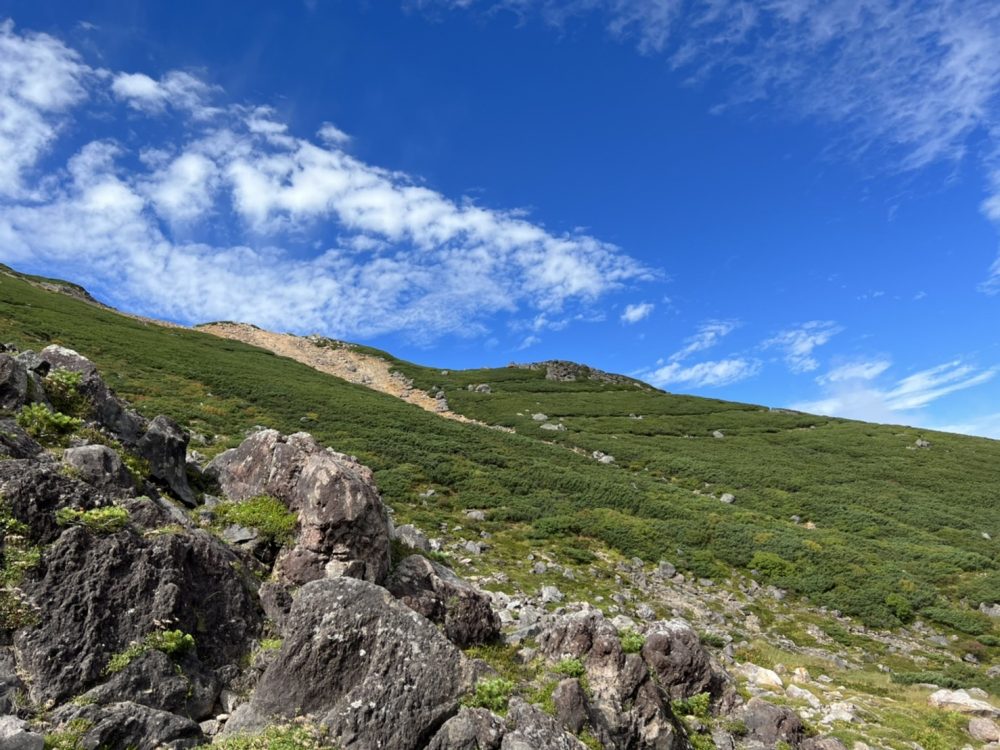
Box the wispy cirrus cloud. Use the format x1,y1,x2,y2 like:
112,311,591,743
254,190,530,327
0,21,652,342
795,358,998,421
426,0,1000,289
763,321,842,374
642,357,761,389
671,319,739,361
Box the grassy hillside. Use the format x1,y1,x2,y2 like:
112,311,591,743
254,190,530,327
1,268,998,638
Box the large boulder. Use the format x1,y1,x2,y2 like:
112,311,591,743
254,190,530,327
641,619,736,708
0,418,43,459
928,688,1000,716
40,346,148,444
0,459,107,543
0,716,44,750
425,708,506,750
62,444,135,495
0,354,29,411
537,609,685,749
737,697,806,747
136,415,195,506
224,576,473,749
14,525,260,705
51,701,203,749
386,554,501,647
207,430,390,584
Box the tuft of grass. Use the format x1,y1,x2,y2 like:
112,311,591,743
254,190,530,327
202,723,334,749
104,629,196,675
55,506,128,534
672,691,712,719
43,718,94,750
554,657,586,678
214,495,297,544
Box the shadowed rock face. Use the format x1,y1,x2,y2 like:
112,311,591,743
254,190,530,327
14,525,260,706
207,429,391,584
225,576,473,750
386,553,501,647
642,619,737,709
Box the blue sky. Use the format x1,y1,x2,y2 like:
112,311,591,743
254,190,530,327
1,1,999,437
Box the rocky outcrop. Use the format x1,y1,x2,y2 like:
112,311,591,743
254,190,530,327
642,619,736,709
386,554,501,647
207,429,390,584
737,697,806,747
0,418,43,459
136,415,196,506
0,459,107,543
51,701,204,749
62,444,135,495
14,524,260,706
225,576,472,749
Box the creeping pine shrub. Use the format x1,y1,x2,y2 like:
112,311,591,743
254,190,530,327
672,692,712,719
44,368,87,417
56,506,129,534
620,629,645,654
105,629,196,675
15,403,82,445
463,678,515,713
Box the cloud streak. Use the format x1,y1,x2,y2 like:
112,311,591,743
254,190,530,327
763,321,842,373
0,22,651,341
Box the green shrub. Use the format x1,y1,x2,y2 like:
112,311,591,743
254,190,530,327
16,403,82,445
554,657,585,678
105,629,196,674
922,606,992,636
215,495,297,544
672,691,711,719
620,629,645,654
44,368,87,417
463,677,515,713
55,506,128,534
699,632,726,648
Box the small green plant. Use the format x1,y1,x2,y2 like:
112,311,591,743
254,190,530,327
554,657,586,678
44,368,87,417
105,629,196,674
259,638,283,651
56,506,129,534
672,691,711,720
16,403,82,445
699,632,726,648
620,629,645,654
44,718,94,750
463,677,515,713
215,495,297,544
204,723,334,749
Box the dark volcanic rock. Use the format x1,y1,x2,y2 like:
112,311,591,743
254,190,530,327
40,345,147,445
14,525,260,705
137,415,196,506
551,678,589,733
0,459,105,543
62,444,135,495
52,701,204,749
0,418,43,460
503,698,589,750
738,697,806,747
386,554,501,647
641,619,736,708
224,576,471,750
207,430,390,584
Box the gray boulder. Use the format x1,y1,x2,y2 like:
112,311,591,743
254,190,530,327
207,430,390,585
738,697,806,747
137,415,196,506
51,701,203,749
426,707,506,750
386,554,501,647
0,418,43,459
0,715,44,750
40,346,147,445
0,459,106,543
0,354,29,410
224,577,472,749
552,678,589,733
15,525,260,705
62,444,135,495
502,698,589,750
641,619,736,708
395,523,431,552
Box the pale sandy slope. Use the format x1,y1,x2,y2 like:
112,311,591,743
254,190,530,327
198,322,486,426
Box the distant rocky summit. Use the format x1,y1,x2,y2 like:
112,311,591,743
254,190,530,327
0,344,886,748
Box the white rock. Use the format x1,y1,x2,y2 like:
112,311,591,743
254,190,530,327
720,493,736,504
792,667,811,683
928,689,999,716
738,662,784,690
786,684,822,709
712,430,725,438
823,701,859,723
541,585,564,603
532,413,548,421
969,717,1000,742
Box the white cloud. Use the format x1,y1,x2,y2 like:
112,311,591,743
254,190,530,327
763,321,842,373
317,122,351,145
0,24,652,342
0,20,90,198
794,359,997,421
621,301,654,324
671,319,738,361
642,357,761,388
517,334,541,350
816,359,892,385
111,70,218,118
932,411,1000,439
